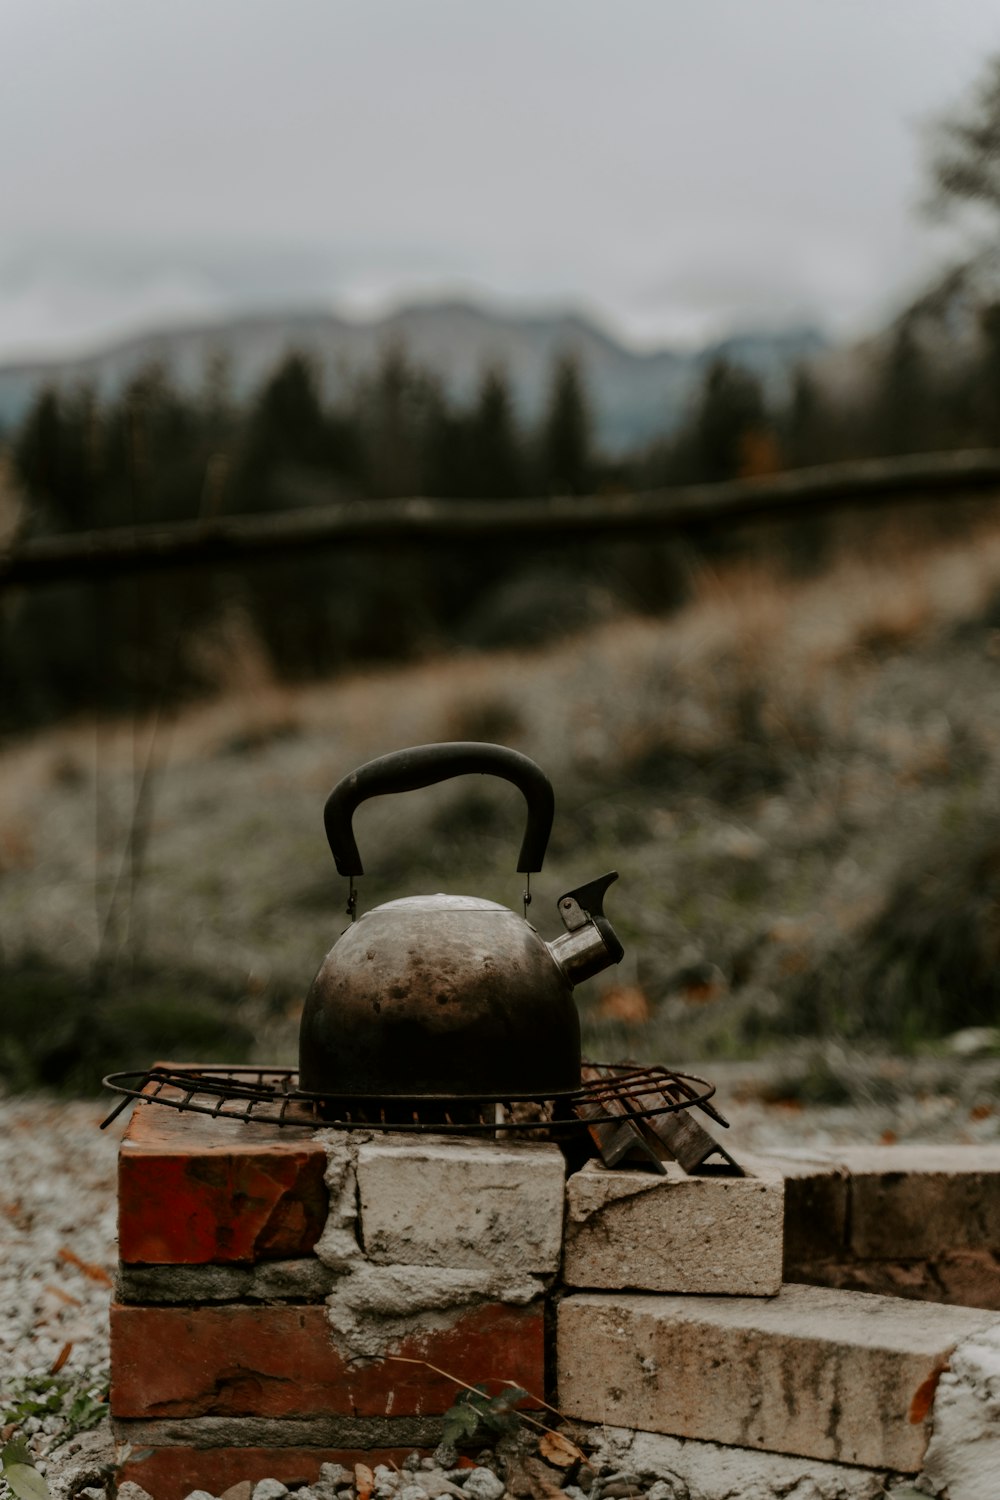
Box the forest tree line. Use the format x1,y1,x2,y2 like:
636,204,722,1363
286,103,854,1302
5,292,1000,733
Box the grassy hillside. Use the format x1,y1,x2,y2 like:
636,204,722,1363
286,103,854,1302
4,498,1000,1099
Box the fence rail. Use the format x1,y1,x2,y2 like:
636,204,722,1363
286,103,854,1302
3,448,1000,591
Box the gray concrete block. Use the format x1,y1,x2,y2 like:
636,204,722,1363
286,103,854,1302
562,1159,784,1296
356,1134,564,1273
557,1283,1000,1472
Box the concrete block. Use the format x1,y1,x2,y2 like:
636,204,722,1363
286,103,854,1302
557,1283,1000,1472
356,1134,565,1273
562,1159,784,1295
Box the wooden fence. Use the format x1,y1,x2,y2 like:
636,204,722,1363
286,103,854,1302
3,448,1000,591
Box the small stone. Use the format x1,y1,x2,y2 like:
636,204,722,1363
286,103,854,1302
462,1471,505,1500
576,1468,596,1492
78,1490,104,1500
431,1446,457,1471
418,1475,465,1499
320,1468,354,1490
117,1485,155,1500
403,1454,424,1472
647,1484,688,1500
219,1487,253,1500
398,1487,429,1500
254,1484,290,1500
563,1489,587,1499
599,1487,645,1499
182,1492,218,1500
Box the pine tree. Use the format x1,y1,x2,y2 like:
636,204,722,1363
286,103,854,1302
539,352,592,495
690,357,766,482
468,365,523,498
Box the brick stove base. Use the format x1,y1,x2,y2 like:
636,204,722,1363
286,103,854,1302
112,1076,1000,1500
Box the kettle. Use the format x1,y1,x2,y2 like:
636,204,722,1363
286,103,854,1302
298,742,624,1099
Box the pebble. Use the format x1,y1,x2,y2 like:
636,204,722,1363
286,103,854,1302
219,1486,254,1500
117,1484,154,1500
182,1491,218,1500
398,1486,430,1500
646,1482,688,1500
460,1470,505,1500
253,1483,289,1499
320,1466,354,1489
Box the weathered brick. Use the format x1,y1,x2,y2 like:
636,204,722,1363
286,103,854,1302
840,1145,1000,1260
118,1446,425,1500
111,1300,544,1419
790,1248,1000,1312
118,1098,328,1265
557,1284,1000,1472
761,1145,1000,1310
562,1159,783,1296
356,1135,565,1273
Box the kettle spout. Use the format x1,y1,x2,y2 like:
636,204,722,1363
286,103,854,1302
546,871,624,987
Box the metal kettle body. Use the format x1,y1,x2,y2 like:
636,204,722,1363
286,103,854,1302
297,743,623,1100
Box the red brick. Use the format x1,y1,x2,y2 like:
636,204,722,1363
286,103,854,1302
119,1446,424,1500
118,1096,327,1264
110,1301,544,1418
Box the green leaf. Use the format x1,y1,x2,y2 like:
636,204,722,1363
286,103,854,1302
2,1462,52,1500
491,1384,530,1410
1,1444,52,1500
441,1403,484,1446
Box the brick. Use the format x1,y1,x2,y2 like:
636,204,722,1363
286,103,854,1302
562,1159,783,1296
557,1284,1000,1472
119,1446,426,1500
838,1146,1000,1260
118,1097,328,1264
111,1300,544,1419
790,1249,1000,1312
356,1135,565,1274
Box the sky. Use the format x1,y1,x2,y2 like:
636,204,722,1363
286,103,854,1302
2,0,1000,363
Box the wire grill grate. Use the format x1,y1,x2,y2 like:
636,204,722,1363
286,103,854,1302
100,1062,726,1135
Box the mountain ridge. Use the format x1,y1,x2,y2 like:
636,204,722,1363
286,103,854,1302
0,299,827,450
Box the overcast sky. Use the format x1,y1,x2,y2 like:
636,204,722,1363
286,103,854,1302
2,1,1000,362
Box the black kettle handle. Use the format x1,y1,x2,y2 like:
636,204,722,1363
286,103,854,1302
324,742,555,876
